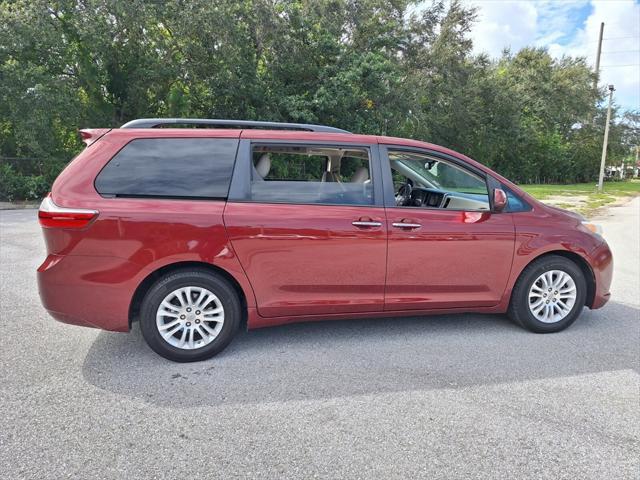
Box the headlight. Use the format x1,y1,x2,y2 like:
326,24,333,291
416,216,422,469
581,221,603,237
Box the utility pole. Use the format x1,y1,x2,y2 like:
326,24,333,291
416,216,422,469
597,84,615,193
591,22,605,126
593,22,604,90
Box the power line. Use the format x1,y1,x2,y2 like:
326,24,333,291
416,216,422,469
600,63,640,67
602,49,640,54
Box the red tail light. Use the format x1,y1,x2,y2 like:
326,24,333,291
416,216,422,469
38,194,98,229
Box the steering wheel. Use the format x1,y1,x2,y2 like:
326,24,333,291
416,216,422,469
395,180,412,206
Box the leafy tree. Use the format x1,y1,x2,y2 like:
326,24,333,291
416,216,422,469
0,0,633,200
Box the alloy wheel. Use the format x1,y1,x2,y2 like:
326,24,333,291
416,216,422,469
528,270,577,323
155,286,225,349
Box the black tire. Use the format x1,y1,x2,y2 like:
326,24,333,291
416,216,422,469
508,255,587,333
139,269,241,362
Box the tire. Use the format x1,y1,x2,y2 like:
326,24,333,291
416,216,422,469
139,269,241,362
508,255,587,333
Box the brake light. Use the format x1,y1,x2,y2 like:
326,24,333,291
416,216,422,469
38,194,98,229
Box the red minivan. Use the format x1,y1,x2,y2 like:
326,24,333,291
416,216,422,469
37,118,613,362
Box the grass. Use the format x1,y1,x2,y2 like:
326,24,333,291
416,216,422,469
520,179,640,217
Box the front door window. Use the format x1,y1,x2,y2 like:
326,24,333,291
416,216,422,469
388,151,490,211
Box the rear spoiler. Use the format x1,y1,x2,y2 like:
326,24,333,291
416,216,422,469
78,128,111,147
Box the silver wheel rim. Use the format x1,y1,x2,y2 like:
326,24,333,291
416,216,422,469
528,270,577,323
156,286,224,350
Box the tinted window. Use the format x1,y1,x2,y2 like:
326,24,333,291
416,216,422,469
249,145,373,205
95,138,238,198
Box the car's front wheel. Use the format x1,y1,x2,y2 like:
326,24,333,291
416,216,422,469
139,269,241,362
509,255,587,333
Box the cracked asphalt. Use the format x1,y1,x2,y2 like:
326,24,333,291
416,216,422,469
1,197,638,479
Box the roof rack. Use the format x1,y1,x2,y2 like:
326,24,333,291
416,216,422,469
120,118,350,133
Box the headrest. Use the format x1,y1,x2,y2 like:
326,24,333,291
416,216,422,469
351,166,369,183
255,154,271,179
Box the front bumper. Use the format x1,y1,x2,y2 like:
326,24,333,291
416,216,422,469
589,240,613,309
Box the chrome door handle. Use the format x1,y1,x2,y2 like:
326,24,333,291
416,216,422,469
392,222,422,229
352,221,382,228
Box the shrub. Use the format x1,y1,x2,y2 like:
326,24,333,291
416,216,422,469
0,163,49,201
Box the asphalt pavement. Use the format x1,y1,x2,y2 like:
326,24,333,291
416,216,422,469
1,198,638,479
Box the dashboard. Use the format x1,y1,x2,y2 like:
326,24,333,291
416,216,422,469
407,187,490,211
411,188,444,207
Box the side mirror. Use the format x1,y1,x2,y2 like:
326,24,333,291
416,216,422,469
493,188,507,213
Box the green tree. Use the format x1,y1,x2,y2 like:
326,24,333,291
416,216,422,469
0,0,632,200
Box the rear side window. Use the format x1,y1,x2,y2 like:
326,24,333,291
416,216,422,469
249,145,373,205
95,138,238,198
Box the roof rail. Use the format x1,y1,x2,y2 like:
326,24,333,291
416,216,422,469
120,118,350,133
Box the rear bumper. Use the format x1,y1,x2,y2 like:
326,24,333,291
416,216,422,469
589,241,613,309
37,253,139,332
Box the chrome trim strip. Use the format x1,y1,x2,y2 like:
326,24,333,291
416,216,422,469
352,221,382,227
392,222,422,229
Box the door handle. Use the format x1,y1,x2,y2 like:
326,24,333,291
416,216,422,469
352,220,382,228
392,222,422,229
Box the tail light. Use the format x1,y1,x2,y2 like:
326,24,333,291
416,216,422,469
38,194,98,229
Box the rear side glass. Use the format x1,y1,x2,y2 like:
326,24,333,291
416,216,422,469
95,138,238,198
249,145,373,205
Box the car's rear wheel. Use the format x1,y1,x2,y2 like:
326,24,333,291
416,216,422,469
508,255,587,333
139,269,241,362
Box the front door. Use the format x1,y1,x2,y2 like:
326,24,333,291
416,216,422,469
381,146,515,310
224,140,387,317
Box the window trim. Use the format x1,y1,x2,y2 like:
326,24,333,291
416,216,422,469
227,140,384,207
380,145,493,212
93,136,239,200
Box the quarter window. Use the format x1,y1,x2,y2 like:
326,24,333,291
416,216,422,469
249,145,373,205
504,187,531,212
95,138,238,198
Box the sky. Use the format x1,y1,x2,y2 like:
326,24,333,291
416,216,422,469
462,0,640,111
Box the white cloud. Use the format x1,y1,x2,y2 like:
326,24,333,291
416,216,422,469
548,0,639,111
468,1,539,56
465,0,640,111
